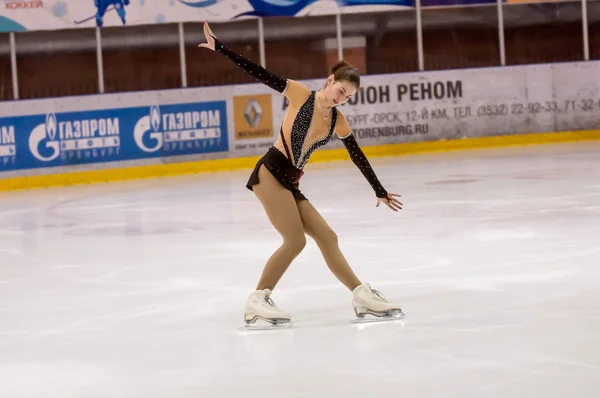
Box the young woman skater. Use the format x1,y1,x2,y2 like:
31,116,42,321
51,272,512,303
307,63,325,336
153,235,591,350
199,22,405,326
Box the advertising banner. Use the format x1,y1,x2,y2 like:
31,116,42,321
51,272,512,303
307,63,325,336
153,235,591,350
262,62,600,151
421,0,497,5
0,0,414,33
5,1,583,33
228,88,280,157
2,60,600,177
0,100,228,172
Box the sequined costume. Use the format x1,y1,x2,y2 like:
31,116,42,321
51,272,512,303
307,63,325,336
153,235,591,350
213,37,388,201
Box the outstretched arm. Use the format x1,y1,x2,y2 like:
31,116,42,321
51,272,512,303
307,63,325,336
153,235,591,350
198,21,288,94
336,114,402,211
214,38,288,94
341,133,388,198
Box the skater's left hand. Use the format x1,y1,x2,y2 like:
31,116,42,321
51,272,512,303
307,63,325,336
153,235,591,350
377,193,403,212
198,21,216,51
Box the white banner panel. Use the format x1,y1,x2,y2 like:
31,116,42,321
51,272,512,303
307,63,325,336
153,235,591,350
227,61,600,157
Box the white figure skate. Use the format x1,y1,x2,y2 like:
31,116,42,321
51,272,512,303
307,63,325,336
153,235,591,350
242,289,292,330
351,283,405,323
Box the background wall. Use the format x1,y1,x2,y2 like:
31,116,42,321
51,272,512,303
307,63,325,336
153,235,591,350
1,3,600,101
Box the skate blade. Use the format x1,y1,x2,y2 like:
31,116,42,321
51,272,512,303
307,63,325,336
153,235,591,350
352,309,406,324
239,317,293,331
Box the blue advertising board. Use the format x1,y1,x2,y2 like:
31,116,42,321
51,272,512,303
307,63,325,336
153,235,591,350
0,100,228,172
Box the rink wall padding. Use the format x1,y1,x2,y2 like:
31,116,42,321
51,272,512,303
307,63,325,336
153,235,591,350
3,61,600,191
2,130,600,191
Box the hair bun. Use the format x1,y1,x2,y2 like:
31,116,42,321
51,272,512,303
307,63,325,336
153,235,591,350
329,60,360,89
330,60,355,75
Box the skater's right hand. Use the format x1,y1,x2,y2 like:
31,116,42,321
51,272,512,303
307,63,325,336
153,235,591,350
376,193,403,212
198,21,216,51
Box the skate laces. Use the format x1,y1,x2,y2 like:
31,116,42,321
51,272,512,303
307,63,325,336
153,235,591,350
370,288,388,302
264,295,279,309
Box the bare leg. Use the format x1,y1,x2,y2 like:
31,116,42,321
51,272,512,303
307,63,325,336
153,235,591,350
296,200,362,291
252,165,307,291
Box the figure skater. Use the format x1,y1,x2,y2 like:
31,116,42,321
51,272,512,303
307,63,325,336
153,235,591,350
199,22,405,326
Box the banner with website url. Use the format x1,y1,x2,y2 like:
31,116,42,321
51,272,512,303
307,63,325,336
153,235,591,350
0,0,507,33
0,100,228,172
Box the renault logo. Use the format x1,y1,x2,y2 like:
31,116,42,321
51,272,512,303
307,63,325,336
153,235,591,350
243,99,263,128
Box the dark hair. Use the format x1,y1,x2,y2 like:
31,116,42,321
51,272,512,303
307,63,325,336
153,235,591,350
329,60,360,89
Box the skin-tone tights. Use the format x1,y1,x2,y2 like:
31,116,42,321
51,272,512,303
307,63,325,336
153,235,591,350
252,165,362,292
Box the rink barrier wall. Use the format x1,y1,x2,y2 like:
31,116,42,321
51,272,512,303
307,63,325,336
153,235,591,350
1,129,599,191
4,61,600,191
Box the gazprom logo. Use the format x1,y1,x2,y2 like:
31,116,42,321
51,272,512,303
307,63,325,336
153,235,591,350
151,104,161,132
29,112,60,162
134,104,222,153
29,111,120,162
134,104,164,153
46,112,57,140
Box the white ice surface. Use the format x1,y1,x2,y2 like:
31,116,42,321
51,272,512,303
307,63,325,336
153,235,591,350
1,142,600,398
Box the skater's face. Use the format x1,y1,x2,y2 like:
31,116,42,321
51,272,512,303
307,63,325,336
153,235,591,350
324,77,357,107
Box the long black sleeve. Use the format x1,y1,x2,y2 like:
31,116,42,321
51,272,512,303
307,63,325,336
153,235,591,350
213,37,288,94
341,134,388,199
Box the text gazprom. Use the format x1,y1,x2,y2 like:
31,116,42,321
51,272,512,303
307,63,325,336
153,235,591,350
59,118,120,139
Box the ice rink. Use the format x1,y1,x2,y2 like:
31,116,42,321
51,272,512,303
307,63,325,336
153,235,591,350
1,142,600,398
